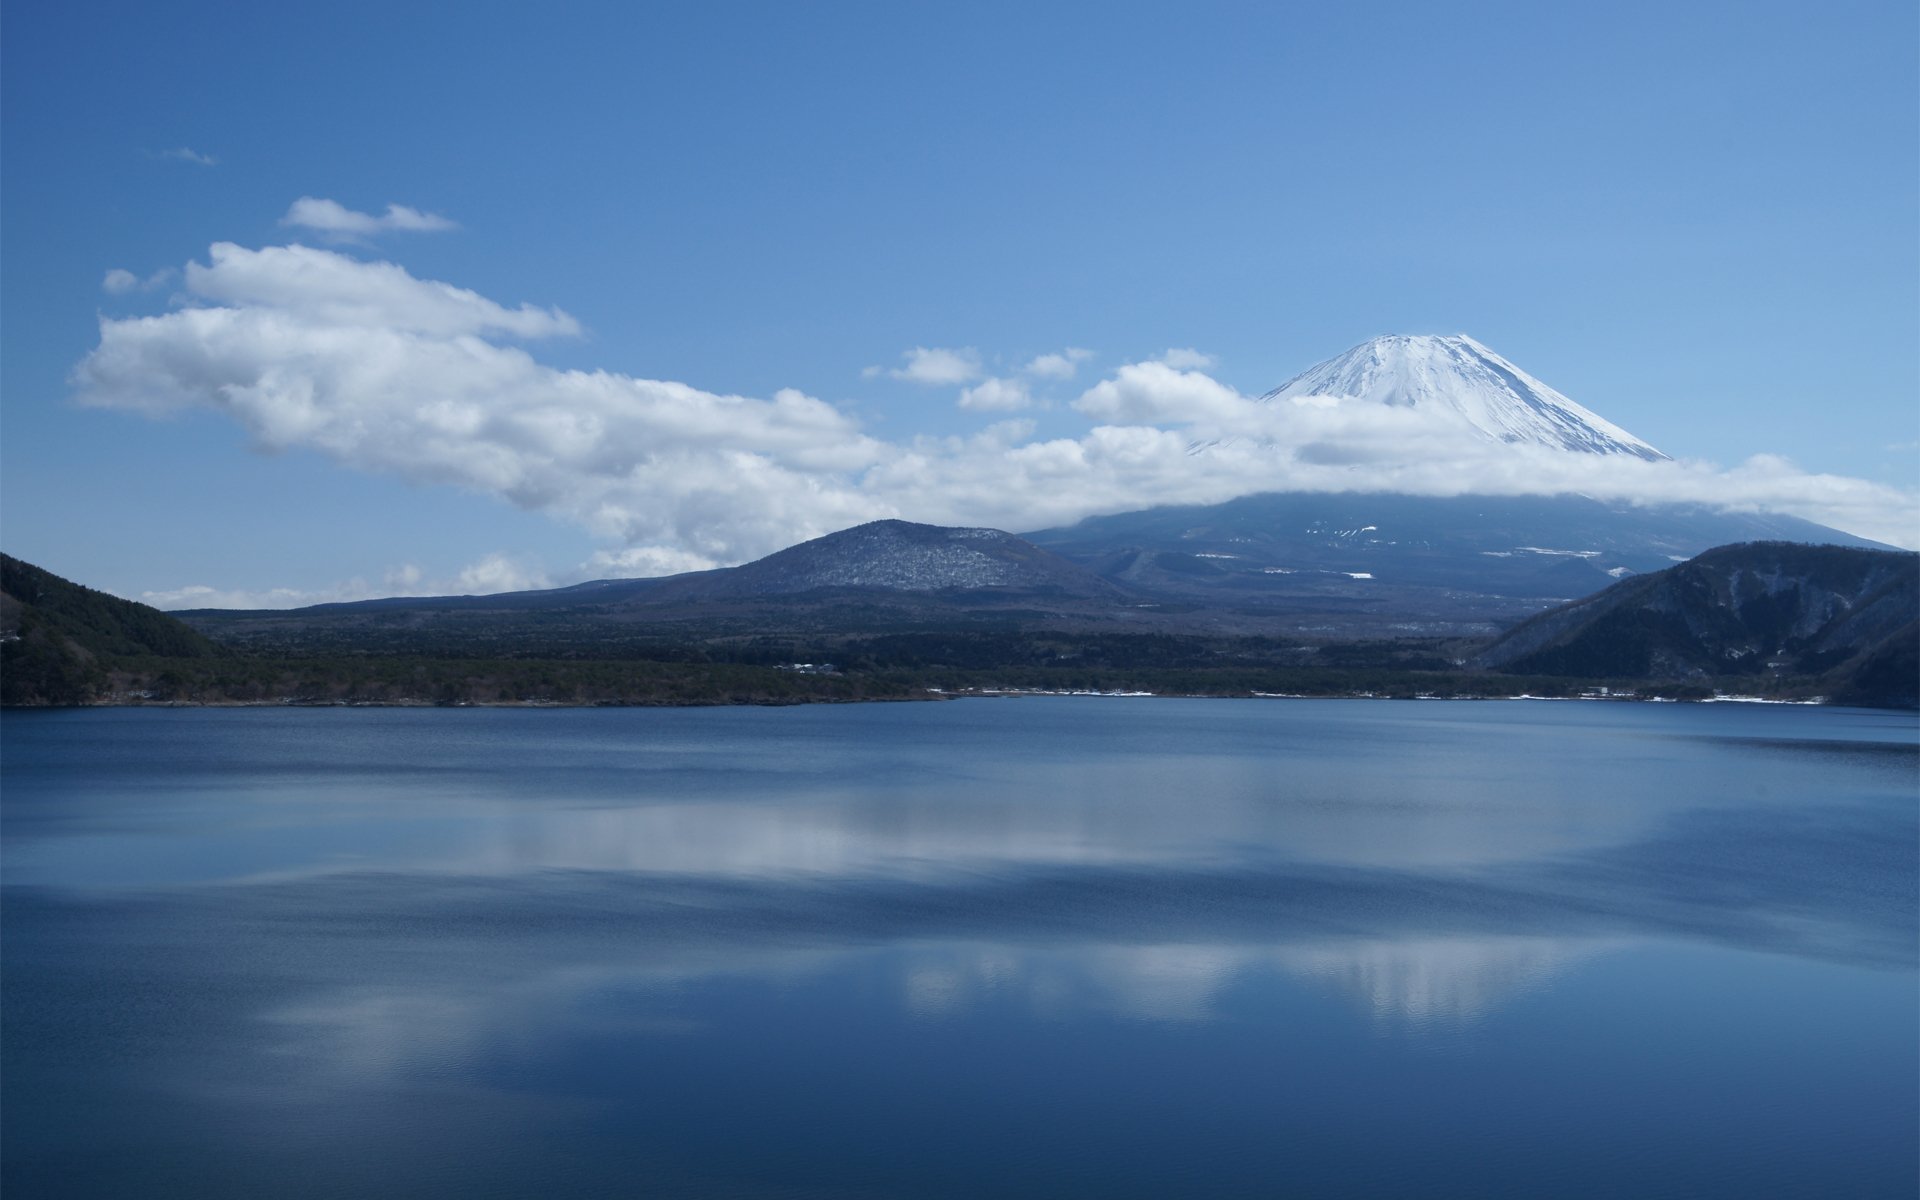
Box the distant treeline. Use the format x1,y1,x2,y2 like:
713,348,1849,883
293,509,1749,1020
35,653,1751,708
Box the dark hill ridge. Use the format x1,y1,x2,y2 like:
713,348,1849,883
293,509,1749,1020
1474,542,1918,705
1,554,227,705
272,521,1117,616
178,500,1902,649
258,520,1120,615
175,521,1139,650
11,539,1917,708
1,554,224,659
646,520,1125,601
182,497,1891,646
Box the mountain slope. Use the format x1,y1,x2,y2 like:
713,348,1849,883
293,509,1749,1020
1024,492,1887,618
180,501,1898,654
2,555,225,658
2,554,227,704
180,521,1136,652
646,520,1123,601
1472,542,1918,703
1261,334,1667,460
1259,334,1666,460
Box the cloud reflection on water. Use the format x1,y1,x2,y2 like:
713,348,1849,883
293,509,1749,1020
904,936,1606,1027
6,703,1915,1200
256,931,1612,1100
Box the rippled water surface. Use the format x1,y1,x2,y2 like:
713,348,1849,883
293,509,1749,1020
4,699,1916,1198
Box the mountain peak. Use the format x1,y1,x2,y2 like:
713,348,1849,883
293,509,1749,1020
688,519,1115,596
1262,334,1668,461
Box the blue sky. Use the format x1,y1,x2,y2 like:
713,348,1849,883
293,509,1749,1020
4,0,1915,606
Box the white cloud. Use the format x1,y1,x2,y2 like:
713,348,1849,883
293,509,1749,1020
184,242,579,339
1022,347,1093,380
884,355,1920,547
1073,360,1246,424
153,147,217,166
282,196,458,238
141,583,353,610
102,267,175,295
957,376,1031,412
451,553,548,595
77,242,890,566
879,346,982,386
77,239,1920,569
141,554,550,611
1157,347,1216,370
580,546,720,578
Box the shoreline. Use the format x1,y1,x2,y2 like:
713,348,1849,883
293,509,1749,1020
2,690,1869,711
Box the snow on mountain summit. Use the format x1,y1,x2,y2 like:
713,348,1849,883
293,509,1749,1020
1262,334,1668,461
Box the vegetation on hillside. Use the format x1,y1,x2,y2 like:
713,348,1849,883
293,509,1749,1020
1474,542,1917,706
2,554,229,705
2,551,1912,709
2,555,226,658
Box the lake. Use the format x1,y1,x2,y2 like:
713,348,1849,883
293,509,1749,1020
3,699,1915,1198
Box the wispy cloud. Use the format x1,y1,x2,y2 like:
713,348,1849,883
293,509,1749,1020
579,546,721,578
1156,347,1216,370
281,196,459,239
957,376,1031,412
180,241,579,339
75,235,1920,571
1022,348,1094,380
101,267,176,295
141,553,550,611
151,146,217,166
865,346,982,386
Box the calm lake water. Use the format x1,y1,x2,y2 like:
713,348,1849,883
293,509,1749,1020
3,699,1915,1198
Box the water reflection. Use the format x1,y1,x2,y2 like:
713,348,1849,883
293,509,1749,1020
4,702,1915,1199
254,930,1608,1100
4,772,1682,887
906,936,1604,1026
1277,936,1601,1026
11,723,1913,894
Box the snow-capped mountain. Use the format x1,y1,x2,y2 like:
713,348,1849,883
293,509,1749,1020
1262,334,1668,461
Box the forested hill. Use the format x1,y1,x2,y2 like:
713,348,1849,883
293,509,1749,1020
2,555,225,657
1473,542,1917,707
2,554,227,704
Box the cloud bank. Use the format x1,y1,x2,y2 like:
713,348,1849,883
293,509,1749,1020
77,241,887,567
73,235,1920,587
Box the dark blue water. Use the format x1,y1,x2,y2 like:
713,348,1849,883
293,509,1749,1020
4,700,1915,1198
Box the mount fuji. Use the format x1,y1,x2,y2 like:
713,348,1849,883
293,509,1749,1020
1260,333,1668,461
1017,333,1887,630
